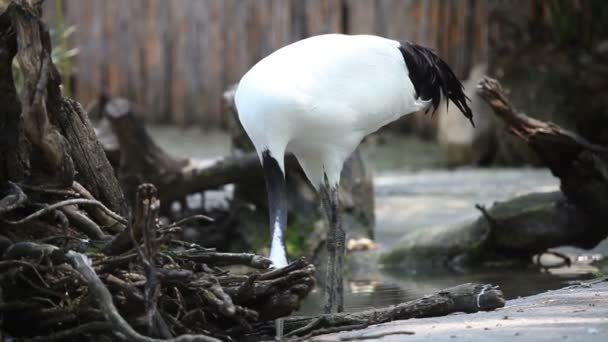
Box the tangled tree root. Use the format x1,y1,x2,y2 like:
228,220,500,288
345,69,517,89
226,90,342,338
0,183,315,341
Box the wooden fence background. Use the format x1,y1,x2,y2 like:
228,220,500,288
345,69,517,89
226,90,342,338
43,0,489,128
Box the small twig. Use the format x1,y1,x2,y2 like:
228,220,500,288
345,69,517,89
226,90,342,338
93,253,138,267
179,251,271,269
2,198,127,225
72,181,125,232
17,182,78,197
61,204,108,240
39,235,90,244
475,204,499,227
132,184,171,338
259,258,308,280
291,324,368,341
338,329,415,341
284,316,327,338
163,214,215,230
167,239,215,251
104,274,144,302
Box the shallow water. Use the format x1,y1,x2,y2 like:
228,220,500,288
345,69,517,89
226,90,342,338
150,127,605,315
296,167,601,315
296,266,596,315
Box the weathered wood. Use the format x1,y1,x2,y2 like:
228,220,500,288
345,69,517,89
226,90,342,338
0,6,26,185
383,77,608,268
250,283,504,339
103,97,188,204
11,0,74,186
477,77,608,219
0,1,126,215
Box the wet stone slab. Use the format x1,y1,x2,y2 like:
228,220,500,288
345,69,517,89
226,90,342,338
310,279,608,342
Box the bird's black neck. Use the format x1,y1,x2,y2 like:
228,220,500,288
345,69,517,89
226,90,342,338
262,150,288,266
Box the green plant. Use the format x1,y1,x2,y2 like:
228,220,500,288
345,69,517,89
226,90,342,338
9,0,78,96
52,0,77,97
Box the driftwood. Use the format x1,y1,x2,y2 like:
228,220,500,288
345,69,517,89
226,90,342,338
383,77,608,268
248,283,504,339
477,77,608,220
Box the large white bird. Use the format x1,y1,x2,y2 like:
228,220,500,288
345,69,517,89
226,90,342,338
235,34,473,313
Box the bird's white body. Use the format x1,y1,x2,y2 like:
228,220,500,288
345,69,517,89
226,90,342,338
235,34,471,275
236,34,429,190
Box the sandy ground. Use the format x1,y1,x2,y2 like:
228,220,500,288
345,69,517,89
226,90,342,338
310,279,608,342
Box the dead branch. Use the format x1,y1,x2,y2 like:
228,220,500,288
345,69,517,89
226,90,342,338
72,181,126,233
252,283,504,339
1,198,127,225
163,214,215,230
100,96,276,206
178,251,272,269
477,77,608,242
133,184,171,338
60,204,108,240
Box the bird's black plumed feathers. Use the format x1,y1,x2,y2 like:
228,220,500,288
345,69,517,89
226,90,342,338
398,41,474,126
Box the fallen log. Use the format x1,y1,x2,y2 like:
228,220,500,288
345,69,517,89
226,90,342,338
248,283,505,339
477,77,608,219
383,77,608,268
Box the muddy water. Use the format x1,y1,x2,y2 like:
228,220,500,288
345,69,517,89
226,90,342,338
150,127,604,315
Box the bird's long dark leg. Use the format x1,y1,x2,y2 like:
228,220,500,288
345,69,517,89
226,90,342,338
320,182,335,314
320,174,344,313
262,151,288,269
334,189,345,313
262,150,288,338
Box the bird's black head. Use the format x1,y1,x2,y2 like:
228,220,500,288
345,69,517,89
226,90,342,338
398,41,474,127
